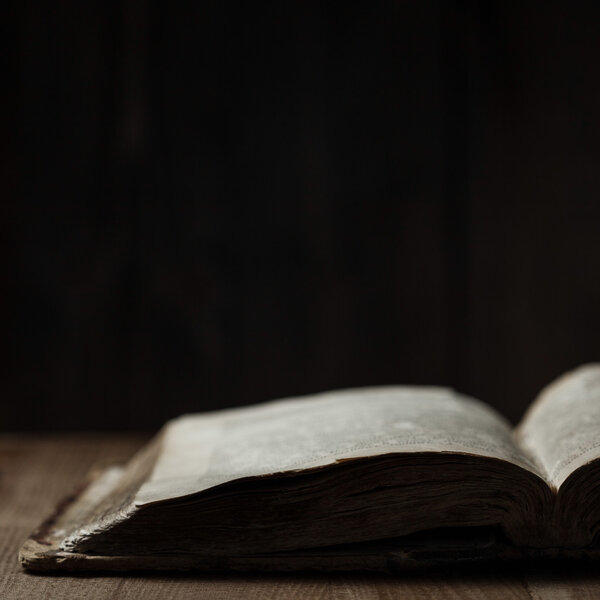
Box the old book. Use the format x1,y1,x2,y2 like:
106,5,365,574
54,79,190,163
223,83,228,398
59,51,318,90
20,364,600,572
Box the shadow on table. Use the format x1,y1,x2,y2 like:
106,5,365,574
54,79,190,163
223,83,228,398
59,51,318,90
23,559,600,584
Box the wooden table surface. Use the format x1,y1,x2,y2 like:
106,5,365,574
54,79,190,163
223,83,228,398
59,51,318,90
2,434,600,599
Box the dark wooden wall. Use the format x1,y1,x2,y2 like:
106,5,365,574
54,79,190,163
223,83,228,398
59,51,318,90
4,1,600,431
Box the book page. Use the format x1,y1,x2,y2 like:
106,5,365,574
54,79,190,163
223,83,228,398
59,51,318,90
516,363,600,488
135,386,543,505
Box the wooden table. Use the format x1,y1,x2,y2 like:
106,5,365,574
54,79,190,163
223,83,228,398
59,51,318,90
1,434,599,599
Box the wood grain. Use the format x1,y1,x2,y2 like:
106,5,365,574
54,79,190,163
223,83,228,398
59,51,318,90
2,434,600,599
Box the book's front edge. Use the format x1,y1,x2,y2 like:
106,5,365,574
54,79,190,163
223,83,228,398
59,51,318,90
18,466,501,573
19,466,600,573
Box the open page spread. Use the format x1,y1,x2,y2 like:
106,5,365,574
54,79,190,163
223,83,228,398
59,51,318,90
135,386,543,506
517,363,600,488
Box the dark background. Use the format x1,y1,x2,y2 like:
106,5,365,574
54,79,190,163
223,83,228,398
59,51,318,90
3,1,600,431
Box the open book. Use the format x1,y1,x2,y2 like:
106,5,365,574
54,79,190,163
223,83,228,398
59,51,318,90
20,364,600,572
